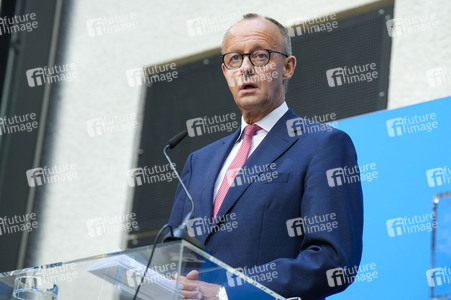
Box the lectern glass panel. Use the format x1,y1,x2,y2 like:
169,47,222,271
0,240,289,300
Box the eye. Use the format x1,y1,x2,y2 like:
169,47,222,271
252,50,269,60
229,54,241,61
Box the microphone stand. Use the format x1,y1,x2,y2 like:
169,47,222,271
162,132,207,251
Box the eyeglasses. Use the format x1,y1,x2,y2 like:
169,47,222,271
221,49,289,70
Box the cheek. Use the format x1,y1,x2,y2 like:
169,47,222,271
226,72,242,90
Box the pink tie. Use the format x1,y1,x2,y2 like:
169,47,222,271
213,124,262,219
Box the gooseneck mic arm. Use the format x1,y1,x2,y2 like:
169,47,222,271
163,130,194,231
163,130,206,250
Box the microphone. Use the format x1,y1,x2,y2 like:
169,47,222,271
167,130,188,149
163,130,206,250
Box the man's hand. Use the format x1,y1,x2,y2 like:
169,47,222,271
176,270,221,300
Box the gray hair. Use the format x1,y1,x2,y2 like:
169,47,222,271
221,13,292,56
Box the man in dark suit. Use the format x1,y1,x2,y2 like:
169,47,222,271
169,13,363,300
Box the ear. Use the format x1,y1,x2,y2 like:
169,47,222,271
282,56,296,81
221,62,227,77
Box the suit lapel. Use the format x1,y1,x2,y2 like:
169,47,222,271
196,128,241,243
207,109,300,235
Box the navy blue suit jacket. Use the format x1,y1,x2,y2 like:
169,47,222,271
169,109,363,299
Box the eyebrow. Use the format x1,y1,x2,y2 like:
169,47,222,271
226,46,269,53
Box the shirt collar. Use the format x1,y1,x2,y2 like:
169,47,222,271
236,102,289,141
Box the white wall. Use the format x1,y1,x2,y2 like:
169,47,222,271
387,0,451,108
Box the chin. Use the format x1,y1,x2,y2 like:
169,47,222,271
235,96,264,109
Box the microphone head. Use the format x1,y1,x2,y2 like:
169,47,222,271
167,130,188,149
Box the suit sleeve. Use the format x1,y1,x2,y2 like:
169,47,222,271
168,153,194,230
246,130,364,300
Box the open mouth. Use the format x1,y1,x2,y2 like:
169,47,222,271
240,82,257,90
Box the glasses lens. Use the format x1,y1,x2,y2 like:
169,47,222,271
250,50,270,66
224,53,242,69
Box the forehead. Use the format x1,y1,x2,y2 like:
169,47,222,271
223,18,283,52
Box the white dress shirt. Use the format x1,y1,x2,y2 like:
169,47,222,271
213,102,289,200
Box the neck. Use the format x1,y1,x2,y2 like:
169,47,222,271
242,99,284,124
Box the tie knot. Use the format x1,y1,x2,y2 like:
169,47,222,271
244,124,262,137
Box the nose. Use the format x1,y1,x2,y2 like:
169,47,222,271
240,55,254,75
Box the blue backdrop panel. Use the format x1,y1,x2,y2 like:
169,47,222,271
329,96,451,299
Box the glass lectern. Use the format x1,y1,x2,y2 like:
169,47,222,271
0,240,293,300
